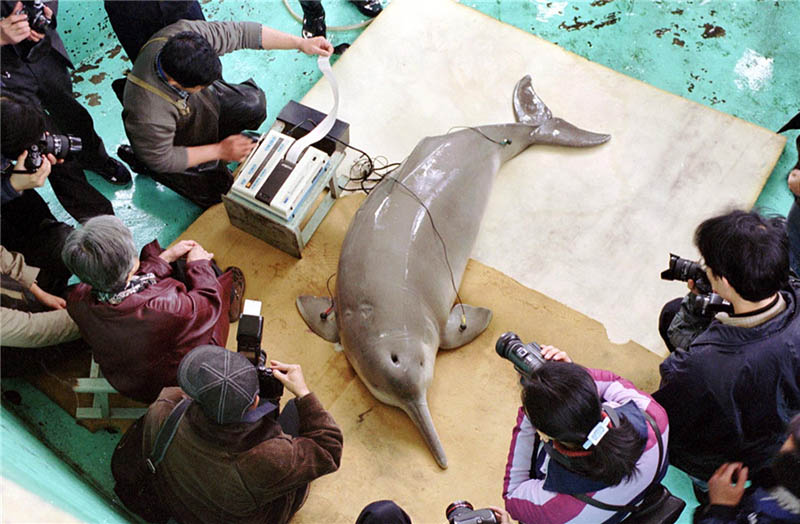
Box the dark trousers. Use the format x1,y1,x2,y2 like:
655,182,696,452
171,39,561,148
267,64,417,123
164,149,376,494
658,297,683,353
300,1,325,17
1,189,74,296
3,51,116,221
104,1,206,61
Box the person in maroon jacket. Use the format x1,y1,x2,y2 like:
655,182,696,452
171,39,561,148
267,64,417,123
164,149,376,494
62,215,244,403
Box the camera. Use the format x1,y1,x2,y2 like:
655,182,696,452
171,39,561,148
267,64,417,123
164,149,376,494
687,291,733,316
660,253,711,294
24,133,82,171
496,332,545,379
16,0,51,33
236,299,284,402
445,501,497,524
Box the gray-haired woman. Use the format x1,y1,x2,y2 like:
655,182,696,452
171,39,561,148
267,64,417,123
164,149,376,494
63,215,244,402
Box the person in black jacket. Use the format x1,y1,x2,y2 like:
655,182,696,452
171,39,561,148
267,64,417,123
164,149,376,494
653,210,800,500
693,414,800,524
1,0,131,199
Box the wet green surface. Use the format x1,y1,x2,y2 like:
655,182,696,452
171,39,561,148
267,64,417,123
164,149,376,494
3,1,799,522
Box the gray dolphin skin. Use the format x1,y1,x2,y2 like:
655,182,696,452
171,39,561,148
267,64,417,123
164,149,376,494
297,75,610,468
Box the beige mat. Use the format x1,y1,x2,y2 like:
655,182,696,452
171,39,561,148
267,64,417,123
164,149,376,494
185,198,661,523
297,0,785,355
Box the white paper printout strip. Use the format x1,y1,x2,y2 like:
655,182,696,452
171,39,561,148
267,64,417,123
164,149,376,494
285,55,339,165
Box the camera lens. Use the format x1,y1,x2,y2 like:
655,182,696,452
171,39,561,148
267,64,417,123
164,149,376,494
446,500,474,522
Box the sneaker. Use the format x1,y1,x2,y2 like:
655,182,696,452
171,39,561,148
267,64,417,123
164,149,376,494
350,0,382,17
225,266,246,323
88,155,132,185
302,12,326,39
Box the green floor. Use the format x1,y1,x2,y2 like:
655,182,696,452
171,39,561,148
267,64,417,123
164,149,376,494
2,0,799,522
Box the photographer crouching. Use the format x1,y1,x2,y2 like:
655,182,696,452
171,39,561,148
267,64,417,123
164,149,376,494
112,344,343,524
498,334,672,524
653,209,800,501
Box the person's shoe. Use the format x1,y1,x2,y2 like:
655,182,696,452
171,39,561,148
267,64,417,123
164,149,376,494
116,144,152,175
226,266,246,323
88,155,132,185
302,12,326,39
350,0,382,17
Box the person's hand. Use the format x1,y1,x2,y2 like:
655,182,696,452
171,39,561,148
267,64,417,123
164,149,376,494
789,169,800,197
25,4,51,43
159,240,198,263
29,282,66,310
185,243,213,263
9,150,51,192
488,506,512,524
299,36,333,57
0,3,30,45
270,360,311,398
540,345,572,362
687,278,701,295
708,462,748,507
217,134,256,162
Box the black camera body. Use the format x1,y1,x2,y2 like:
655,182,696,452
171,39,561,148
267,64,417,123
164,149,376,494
17,0,51,32
496,331,545,379
446,501,497,524
24,133,82,171
687,291,734,316
660,253,711,294
236,300,284,402
661,253,732,317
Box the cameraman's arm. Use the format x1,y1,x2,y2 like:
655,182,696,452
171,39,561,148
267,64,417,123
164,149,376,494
666,293,712,351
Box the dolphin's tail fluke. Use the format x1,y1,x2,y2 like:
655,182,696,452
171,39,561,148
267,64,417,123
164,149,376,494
403,400,448,469
513,74,611,147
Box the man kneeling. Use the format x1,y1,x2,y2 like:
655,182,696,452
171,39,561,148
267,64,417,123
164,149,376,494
115,345,343,523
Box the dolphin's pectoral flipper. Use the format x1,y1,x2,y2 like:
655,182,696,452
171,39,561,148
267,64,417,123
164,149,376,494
440,304,493,349
296,296,340,343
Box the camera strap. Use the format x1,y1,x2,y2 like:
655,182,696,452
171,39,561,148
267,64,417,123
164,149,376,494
145,397,192,474
541,407,664,513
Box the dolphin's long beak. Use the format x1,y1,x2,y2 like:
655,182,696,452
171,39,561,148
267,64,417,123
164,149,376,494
403,400,448,469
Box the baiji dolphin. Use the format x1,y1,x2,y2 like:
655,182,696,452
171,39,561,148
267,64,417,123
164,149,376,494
297,75,610,468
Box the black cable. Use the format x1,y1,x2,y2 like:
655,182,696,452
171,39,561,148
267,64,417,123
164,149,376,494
447,126,512,146
386,177,467,329
320,272,336,320
292,120,469,327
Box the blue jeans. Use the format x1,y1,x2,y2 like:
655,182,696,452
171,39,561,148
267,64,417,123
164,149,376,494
789,200,800,275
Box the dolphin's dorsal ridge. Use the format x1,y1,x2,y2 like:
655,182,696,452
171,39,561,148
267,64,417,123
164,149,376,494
296,296,340,343
440,304,493,349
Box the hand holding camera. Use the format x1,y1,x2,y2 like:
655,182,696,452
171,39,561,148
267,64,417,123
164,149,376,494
270,360,311,398
8,150,51,191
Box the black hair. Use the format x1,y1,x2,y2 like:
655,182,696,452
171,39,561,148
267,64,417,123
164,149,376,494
0,96,46,158
159,31,222,88
695,209,789,301
522,361,647,486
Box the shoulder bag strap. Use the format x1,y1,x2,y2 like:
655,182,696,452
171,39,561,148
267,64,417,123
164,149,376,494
145,397,192,474
544,408,663,512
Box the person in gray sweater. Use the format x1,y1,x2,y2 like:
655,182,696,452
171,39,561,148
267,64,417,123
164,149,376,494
118,19,332,208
